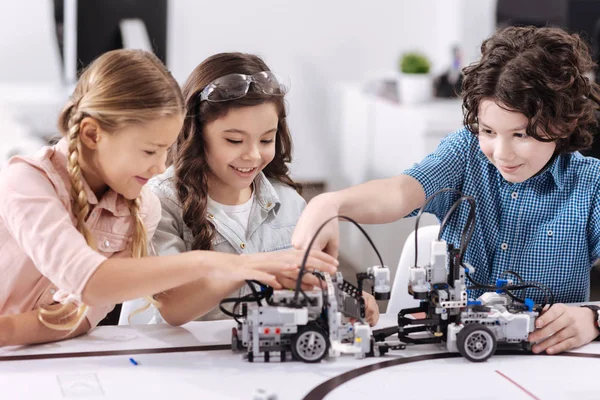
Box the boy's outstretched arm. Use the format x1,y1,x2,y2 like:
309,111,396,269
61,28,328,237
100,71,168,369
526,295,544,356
292,175,426,257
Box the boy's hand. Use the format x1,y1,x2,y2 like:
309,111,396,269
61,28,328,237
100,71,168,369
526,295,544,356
528,303,600,354
363,291,380,326
292,194,341,258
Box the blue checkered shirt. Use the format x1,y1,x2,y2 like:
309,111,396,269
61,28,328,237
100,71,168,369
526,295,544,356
403,127,600,304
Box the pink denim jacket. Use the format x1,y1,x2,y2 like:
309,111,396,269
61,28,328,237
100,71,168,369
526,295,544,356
0,138,161,327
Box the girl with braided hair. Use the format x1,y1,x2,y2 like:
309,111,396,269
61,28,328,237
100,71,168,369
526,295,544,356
0,49,336,346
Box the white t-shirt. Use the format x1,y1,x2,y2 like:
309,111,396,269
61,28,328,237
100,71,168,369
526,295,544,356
207,193,254,235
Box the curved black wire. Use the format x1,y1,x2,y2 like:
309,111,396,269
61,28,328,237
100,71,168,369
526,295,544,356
438,196,473,240
413,188,463,267
293,215,385,305
219,282,273,324
437,195,476,264
458,202,476,264
414,189,477,268
500,270,526,300
466,272,554,310
246,280,264,306
312,271,329,315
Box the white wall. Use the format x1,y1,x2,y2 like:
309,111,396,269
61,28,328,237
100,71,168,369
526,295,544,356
0,0,62,83
0,0,496,180
168,0,496,183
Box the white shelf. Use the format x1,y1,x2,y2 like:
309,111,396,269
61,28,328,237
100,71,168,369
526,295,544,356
0,83,70,138
338,84,463,184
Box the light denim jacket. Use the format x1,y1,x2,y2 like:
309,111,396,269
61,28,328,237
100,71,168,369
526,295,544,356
148,166,306,320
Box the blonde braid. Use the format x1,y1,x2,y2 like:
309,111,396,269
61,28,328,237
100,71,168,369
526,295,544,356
66,111,96,249
127,197,147,258
39,110,91,330
126,198,161,322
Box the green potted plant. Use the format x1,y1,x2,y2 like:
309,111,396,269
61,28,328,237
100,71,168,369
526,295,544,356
398,52,433,104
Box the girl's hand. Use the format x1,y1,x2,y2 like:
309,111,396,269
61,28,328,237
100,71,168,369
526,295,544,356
274,267,322,291
270,248,339,291
235,249,338,289
0,304,90,347
292,194,341,257
528,303,600,354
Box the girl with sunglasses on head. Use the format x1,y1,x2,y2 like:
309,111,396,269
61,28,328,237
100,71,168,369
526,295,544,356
125,52,378,327
0,50,336,347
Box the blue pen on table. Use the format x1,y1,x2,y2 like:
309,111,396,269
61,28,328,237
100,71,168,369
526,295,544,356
129,357,139,366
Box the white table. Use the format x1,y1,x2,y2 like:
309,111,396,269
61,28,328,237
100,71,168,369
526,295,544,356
1,314,598,400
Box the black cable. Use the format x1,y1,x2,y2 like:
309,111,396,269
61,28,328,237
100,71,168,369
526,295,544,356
438,196,473,240
218,280,273,323
466,272,554,309
465,282,551,309
219,297,245,323
293,215,385,305
504,289,533,309
219,288,272,324
245,280,264,307
500,270,525,282
458,200,476,264
500,270,526,300
508,283,553,309
312,272,329,316
220,273,329,321
499,277,529,305
437,195,476,264
413,188,464,267
298,287,313,306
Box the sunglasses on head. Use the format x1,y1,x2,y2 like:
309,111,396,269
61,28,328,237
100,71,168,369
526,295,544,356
199,71,290,103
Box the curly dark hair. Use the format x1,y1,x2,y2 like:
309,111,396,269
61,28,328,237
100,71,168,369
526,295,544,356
462,26,600,153
168,52,300,251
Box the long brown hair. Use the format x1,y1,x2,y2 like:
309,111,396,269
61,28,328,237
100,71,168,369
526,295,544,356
462,26,600,153
42,49,184,330
169,52,299,251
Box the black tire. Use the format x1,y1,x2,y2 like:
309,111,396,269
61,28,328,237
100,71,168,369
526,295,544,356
457,323,497,362
521,341,533,352
291,324,330,363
